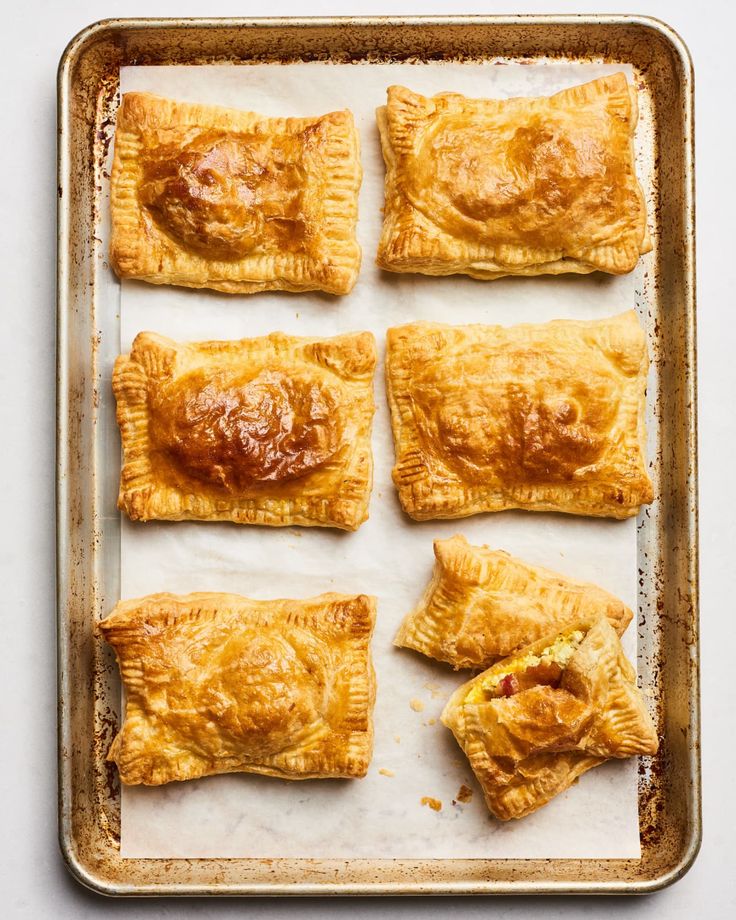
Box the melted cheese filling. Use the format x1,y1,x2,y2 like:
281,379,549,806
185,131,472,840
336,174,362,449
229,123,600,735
466,629,585,704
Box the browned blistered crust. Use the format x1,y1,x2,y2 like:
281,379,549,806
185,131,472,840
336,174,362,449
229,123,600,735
100,591,376,784
110,92,362,295
376,74,651,279
441,617,658,820
386,310,654,521
395,535,633,668
113,329,376,530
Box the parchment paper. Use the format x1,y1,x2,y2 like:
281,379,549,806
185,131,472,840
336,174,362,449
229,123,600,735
116,61,645,859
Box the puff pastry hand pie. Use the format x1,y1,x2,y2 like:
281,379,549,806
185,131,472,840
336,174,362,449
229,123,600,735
386,310,653,520
441,616,658,820
395,535,633,669
100,591,376,784
110,93,362,295
113,329,376,530
376,74,650,280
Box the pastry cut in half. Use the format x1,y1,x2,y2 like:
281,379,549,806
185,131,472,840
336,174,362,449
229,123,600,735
113,329,376,530
386,310,654,521
376,74,651,279
441,616,658,820
395,535,633,669
110,92,362,295
100,591,377,785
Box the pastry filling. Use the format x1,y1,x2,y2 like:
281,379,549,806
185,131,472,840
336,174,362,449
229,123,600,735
139,132,309,260
428,362,618,484
150,368,343,491
408,103,635,254
467,629,585,703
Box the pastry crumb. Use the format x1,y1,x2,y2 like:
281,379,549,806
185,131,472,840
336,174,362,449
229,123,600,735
426,717,436,726
379,768,395,777
394,734,401,743
421,796,442,812
423,681,443,699
453,784,473,805
410,698,425,712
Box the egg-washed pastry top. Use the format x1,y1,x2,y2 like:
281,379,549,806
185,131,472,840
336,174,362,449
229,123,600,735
100,591,377,785
395,535,633,669
110,92,362,295
113,329,376,530
441,616,658,820
386,310,654,521
376,73,651,280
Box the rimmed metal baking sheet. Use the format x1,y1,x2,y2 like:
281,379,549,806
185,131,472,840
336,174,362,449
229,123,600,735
57,15,699,895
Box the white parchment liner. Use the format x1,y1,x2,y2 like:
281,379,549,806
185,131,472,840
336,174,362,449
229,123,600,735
115,61,646,858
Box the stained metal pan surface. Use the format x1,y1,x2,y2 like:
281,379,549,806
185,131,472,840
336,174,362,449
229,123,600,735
57,15,698,895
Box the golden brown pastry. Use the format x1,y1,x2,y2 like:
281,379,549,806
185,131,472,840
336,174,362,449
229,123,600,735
110,92,362,295
441,616,658,820
113,329,376,530
100,591,376,785
376,74,651,279
386,310,653,521
395,535,633,669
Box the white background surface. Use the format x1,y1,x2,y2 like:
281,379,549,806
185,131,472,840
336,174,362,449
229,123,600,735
0,0,732,915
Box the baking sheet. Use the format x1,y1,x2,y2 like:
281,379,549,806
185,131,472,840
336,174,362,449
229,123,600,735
115,60,645,859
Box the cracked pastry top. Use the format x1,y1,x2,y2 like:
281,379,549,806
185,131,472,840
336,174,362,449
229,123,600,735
395,535,633,669
376,74,651,280
100,591,376,784
386,310,654,521
110,92,362,295
113,329,376,530
441,616,658,820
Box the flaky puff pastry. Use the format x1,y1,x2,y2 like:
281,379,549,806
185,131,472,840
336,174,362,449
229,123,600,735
441,617,658,820
110,93,362,295
376,74,651,279
395,535,633,669
386,310,654,521
113,330,376,530
100,592,376,785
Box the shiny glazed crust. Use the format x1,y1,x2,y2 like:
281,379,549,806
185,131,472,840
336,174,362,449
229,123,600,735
386,311,653,521
113,330,376,530
100,592,376,784
441,617,658,820
395,535,633,669
110,93,362,295
376,74,651,279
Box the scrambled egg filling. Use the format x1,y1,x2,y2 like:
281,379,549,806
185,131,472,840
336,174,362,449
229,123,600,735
466,629,585,704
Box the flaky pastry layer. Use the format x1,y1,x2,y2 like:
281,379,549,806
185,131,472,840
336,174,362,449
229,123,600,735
101,591,376,784
395,535,633,668
376,74,651,280
110,93,362,295
386,310,654,521
441,617,658,820
113,329,376,530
